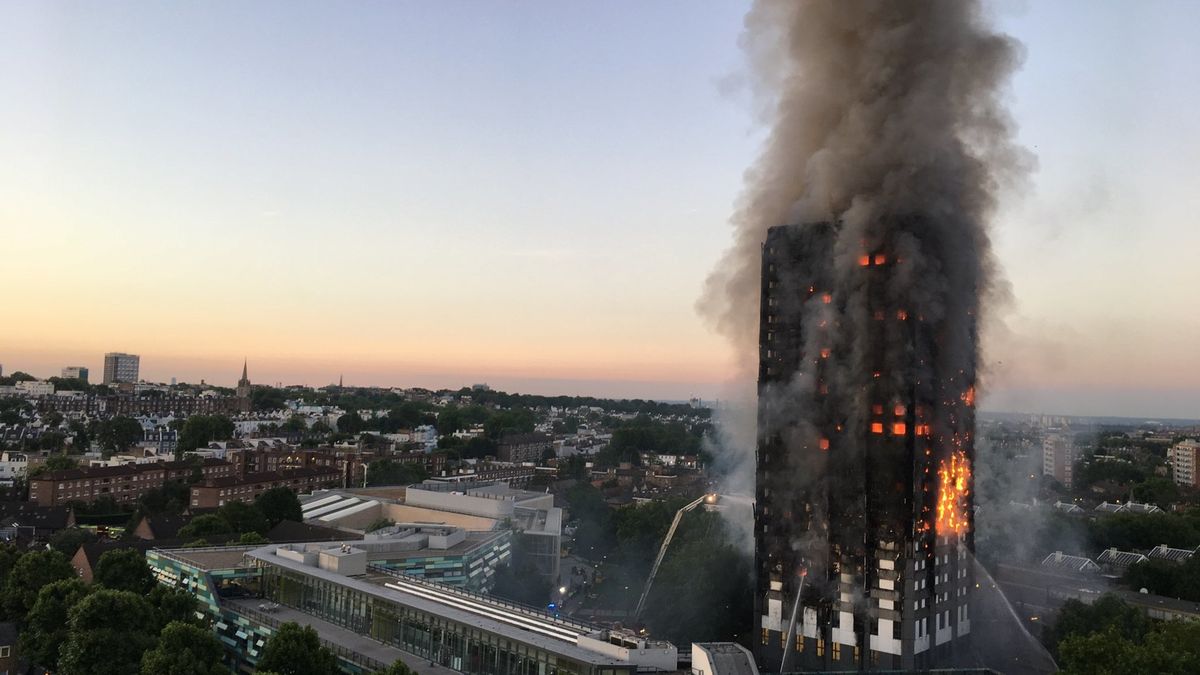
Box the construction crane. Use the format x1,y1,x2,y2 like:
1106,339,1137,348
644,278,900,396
633,493,720,618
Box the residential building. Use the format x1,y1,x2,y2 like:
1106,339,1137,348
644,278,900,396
496,432,553,464
0,622,15,675
61,366,89,382
1097,548,1148,574
103,352,141,384
0,503,75,540
1148,544,1196,564
15,380,54,397
1170,439,1200,488
146,543,676,674
754,224,976,671
189,467,341,508
1042,431,1076,487
1040,551,1101,574
0,452,28,485
28,459,235,506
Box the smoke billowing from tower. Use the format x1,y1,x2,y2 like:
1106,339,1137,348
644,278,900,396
700,1,1029,671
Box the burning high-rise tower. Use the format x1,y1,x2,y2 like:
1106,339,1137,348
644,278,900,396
700,3,1024,667
754,220,976,671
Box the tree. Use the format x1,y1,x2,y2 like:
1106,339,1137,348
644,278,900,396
178,514,232,540
256,487,303,527
94,548,156,594
238,531,269,545
149,584,201,629
217,500,270,535
140,621,227,675
371,660,416,675
39,430,67,451
1058,621,1200,675
337,411,364,434
20,578,93,670
2,549,75,619
59,589,158,675
251,386,288,412
49,527,97,555
365,518,395,533
256,621,339,675
437,406,463,436
97,416,144,455
177,415,235,456
365,459,428,487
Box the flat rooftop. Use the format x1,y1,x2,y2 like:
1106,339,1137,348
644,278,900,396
244,544,635,667
155,545,258,571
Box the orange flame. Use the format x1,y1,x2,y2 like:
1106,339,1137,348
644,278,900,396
936,451,971,536
962,386,976,407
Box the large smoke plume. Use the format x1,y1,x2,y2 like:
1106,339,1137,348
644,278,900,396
702,0,1031,505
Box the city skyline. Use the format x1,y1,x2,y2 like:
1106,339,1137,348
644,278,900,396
3,2,1199,417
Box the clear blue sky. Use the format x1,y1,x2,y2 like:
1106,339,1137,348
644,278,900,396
1,1,1197,417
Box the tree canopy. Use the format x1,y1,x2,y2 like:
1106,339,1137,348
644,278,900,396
140,621,227,675
20,578,93,670
1,549,75,619
256,622,339,675
177,414,235,456
95,548,156,594
256,487,303,527
59,589,159,675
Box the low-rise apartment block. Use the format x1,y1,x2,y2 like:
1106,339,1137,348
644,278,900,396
190,467,341,508
28,459,236,506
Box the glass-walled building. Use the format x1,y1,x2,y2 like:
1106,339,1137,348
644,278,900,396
148,542,676,675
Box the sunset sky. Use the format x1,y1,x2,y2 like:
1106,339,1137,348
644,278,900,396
2,2,1198,418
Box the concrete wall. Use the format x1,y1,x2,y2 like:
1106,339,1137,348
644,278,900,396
405,487,515,519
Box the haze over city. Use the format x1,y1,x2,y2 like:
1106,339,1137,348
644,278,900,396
3,1,1198,418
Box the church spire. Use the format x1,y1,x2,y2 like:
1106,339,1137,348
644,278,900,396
241,359,248,382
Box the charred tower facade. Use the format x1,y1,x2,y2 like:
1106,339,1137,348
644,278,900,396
754,222,976,672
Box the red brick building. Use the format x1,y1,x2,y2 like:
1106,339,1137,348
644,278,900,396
189,467,341,508
28,459,235,507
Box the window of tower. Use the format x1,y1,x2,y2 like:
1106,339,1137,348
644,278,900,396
893,422,907,435
874,253,887,265
871,422,884,434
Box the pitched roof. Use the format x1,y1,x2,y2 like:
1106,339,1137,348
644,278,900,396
74,540,155,570
1149,544,1196,563
1097,548,1149,568
1040,551,1100,573
0,502,73,530
140,513,190,540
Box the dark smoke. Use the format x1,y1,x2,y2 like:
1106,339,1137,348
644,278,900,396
700,0,1033,531
699,1,1041,670
701,0,1029,364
